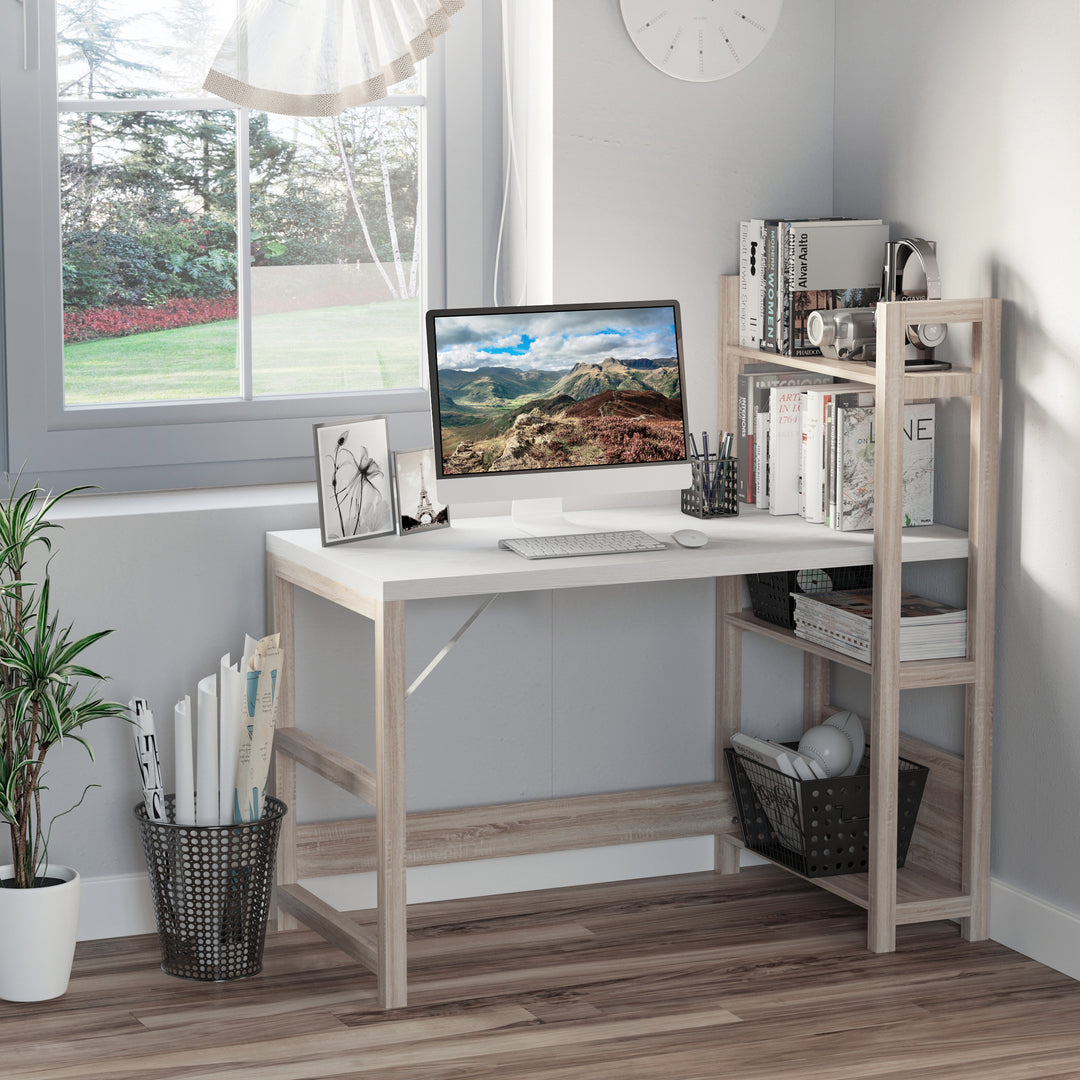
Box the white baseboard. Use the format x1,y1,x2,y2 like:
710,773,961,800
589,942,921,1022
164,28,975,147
299,837,718,913
79,852,1080,987
78,838,717,942
988,878,1080,983
78,872,159,941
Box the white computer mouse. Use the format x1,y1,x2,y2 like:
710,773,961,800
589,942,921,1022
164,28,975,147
672,529,708,548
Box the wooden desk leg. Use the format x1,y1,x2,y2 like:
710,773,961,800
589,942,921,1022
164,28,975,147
375,599,408,1009
270,558,300,931
715,576,741,875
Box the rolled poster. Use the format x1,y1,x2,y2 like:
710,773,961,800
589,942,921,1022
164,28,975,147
173,695,195,825
130,698,165,822
196,673,219,826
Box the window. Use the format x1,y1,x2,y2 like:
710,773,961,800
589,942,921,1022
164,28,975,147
0,0,495,491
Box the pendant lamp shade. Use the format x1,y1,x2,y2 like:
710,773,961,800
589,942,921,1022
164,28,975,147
204,0,465,117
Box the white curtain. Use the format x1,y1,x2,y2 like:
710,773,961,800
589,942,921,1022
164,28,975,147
204,0,466,117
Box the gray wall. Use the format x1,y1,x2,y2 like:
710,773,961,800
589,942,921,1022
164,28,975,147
832,0,1080,918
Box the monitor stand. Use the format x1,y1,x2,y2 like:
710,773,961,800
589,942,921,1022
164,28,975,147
510,498,585,535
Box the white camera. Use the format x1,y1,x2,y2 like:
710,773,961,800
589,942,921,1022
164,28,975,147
806,307,876,361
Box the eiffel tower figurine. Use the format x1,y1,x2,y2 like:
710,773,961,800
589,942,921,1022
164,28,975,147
414,463,436,525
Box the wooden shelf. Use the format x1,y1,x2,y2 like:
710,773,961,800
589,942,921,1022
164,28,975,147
726,838,972,923
716,274,1001,953
722,296,996,400
724,610,978,689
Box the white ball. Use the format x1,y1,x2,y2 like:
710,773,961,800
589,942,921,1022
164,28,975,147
797,724,853,778
823,710,866,775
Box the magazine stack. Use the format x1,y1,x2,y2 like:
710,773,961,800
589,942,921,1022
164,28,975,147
792,588,968,663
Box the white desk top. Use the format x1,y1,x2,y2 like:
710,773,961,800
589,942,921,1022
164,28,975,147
267,504,969,603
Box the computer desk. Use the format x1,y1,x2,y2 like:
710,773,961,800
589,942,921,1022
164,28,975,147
266,503,968,1008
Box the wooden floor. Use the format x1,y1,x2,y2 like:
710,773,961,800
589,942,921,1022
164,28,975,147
4,866,1080,1079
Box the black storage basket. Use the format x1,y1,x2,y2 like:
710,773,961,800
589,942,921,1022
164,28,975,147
724,746,928,878
746,564,873,629
134,794,287,981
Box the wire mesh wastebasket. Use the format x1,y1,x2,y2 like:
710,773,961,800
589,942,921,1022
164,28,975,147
134,795,287,981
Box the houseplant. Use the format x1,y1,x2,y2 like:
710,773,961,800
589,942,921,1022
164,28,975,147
0,481,127,1001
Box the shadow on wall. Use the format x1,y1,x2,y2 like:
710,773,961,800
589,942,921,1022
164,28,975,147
988,255,1080,904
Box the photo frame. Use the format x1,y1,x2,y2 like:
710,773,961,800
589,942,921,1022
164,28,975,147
394,447,450,534
313,416,396,546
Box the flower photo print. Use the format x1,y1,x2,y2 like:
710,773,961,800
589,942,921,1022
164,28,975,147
313,416,396,545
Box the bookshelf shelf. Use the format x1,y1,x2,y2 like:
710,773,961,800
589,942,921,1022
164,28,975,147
728,836,973,921
716,275,1001,952
724,611,978,689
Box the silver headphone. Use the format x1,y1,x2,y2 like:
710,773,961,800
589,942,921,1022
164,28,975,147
882,238,948,355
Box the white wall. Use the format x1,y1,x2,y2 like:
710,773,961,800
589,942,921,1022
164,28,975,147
833,0,1080,975
547,0,836,439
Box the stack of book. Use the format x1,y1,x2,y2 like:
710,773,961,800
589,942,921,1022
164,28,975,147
739,217,888,355
792,588,968,663
736,369,936,529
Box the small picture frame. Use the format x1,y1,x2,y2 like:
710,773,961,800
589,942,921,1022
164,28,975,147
313,416,396,546
394,447,450,534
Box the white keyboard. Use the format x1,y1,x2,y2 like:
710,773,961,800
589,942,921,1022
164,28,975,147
498,530,666,560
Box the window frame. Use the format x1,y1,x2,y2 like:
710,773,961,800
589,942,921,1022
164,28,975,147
0,0,496,492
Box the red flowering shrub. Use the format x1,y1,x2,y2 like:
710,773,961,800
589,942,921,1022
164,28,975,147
594,417,686,462
64,294,237,343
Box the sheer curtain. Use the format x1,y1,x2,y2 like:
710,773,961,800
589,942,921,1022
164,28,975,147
204,0,465,117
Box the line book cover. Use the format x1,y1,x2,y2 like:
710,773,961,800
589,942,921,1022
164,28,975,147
837,402,935,530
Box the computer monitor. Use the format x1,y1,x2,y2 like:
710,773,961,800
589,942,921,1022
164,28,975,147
425,299,691,526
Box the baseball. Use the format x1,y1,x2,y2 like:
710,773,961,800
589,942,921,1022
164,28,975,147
797,723,854,778
824,709,866,775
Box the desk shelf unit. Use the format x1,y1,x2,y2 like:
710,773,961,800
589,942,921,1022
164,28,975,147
715,275,1001,950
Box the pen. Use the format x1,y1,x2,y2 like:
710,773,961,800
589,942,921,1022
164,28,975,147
718,431,732,507
701,431,711,507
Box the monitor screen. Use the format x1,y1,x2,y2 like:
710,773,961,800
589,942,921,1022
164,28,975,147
425,300,690,511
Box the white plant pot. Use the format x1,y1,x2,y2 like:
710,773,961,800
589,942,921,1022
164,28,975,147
0,864,81,1002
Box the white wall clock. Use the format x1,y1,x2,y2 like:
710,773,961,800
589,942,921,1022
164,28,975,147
619,0,783,82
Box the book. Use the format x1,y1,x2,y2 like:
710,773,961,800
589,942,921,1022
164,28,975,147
759,220,782,352
759,375,834,514
780,220,888,356
794,588,967,636
767,384,807,516
738,219,766,348
792,588,967,662
836,402,936,530
754,409,770,508
801,383,875,524
736,363,785,503
736,366,829,504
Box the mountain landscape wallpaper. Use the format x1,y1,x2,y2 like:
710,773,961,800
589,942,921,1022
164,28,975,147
430,305,687,474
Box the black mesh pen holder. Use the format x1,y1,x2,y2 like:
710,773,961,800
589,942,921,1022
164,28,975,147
724,747,928,878
134,795,287,981
682,457,739,518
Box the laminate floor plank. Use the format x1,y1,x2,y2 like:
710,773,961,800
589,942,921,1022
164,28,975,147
1,867,1078,1080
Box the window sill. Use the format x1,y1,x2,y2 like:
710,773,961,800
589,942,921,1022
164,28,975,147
49,481,318,521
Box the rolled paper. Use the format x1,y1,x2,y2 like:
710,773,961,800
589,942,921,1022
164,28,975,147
196,673,219,826
130,698,165,821
233,634,282,822
173,695,195,825
218,654,243,826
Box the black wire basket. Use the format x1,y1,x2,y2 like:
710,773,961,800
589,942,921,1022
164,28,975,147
745,564,874,629
724,746,928,878
134,795,287,981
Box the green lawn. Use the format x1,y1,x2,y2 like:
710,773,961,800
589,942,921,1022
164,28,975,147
63,300,421,404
